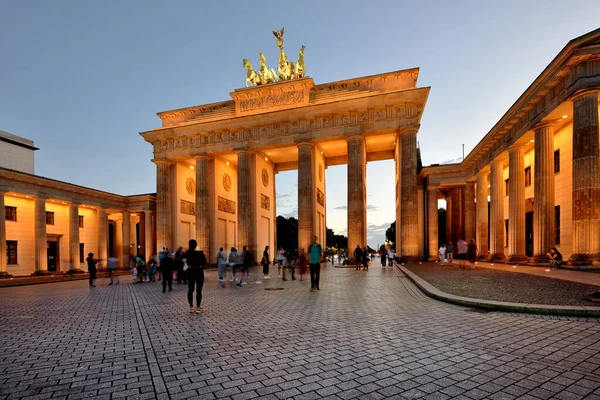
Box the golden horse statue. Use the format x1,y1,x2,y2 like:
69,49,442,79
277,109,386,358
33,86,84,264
259,53,277,85
243,59,260,87
294,45,306,79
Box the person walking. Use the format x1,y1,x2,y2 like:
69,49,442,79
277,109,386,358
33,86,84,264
242,245,252,284
387,248,394,268
261,245,271,280
184,239,207,313
86,253,97,287
353,245,363,270
467,239,478,270
277,246,285,278
107,256,119,285
362,246,369,271
217,247,227,288
160,251,174,293
439,244,447,265
147,257,156,282
175,246,186,284
446,241,454,265
456,238,468,269
228,247,238,283
297,249,308,281
380,247,387,267
236,247,246,287
308,236,323,292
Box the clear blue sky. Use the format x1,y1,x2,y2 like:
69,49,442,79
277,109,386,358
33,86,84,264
2,0,599,249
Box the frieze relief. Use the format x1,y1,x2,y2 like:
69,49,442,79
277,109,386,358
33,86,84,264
180,200,196,216
239,90,304,113
260,194,270,211
218,196,236,214
317,189,324,207
154,105,421,153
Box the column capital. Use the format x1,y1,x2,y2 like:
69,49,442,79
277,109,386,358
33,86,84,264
345,135,364,144
297,141,315,149
193,154,212,161
508,143,527,153
532,120,556,131
152,159,173,166
398,125,420,135
570,89,600,103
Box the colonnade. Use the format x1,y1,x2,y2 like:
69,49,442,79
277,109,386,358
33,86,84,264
427,90,600,264
154,128,422,262
0,192,154,277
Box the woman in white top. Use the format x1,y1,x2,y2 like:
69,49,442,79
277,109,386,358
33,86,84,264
439,244,447,265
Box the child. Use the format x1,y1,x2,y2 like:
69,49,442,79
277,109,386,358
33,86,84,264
439,244,447,265
147,258,157,282
131,265,138,283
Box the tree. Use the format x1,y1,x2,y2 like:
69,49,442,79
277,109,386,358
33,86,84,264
438,208,446,245
276,216,298,257
385,221,396,244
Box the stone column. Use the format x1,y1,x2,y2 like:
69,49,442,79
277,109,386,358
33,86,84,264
427,186,439,260
298,143,315,253
122,211,131,265
34,195,48,274
507,146,527,262
237,151,253,253
533,122,555,262
489,160,505,261
97,208,108,268
115,219,124,268
155,160,172,251
0,190,9,278
144,211,153,260
445,194,452,246
347,137,366,260
464,182,476,243
68,201,82,273
570,91,600,264
476,171,489,258
450,186,463,244
400,129,419,259
195,155,211,257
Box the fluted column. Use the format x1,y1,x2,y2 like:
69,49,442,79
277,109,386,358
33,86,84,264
570,91,600,264
298,143,315,253
144,211,153,260
445,195,452,245
68,201,82,273
427,186,439,260
154,160,172,251
450,186,464,244
464,182,476,243
237,151,254,252
97,208,107,268
195,155,211,256
122,210,131,265
115,219,124,268
0,190,9,278
34,195,48,274
476,171,489,258
489,161,505,261
533,122,555,262
400,130,419,259
507,146,527,262
347,137,366,260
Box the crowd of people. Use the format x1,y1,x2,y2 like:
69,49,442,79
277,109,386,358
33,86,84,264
438,239,478,269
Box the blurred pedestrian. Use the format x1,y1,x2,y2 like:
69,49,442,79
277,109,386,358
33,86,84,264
456,238,468,269
107,256,119,285
261,246,270,280
297,249,307,281
467,239,477,270
86,253,97,287
160,252,174,293
217,247,227,288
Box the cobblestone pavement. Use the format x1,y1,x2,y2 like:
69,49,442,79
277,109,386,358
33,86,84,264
1,265,600,400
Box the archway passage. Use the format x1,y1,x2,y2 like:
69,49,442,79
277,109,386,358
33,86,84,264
141,70,429,262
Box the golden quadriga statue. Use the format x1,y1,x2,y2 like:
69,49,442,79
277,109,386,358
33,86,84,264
243,27,306,87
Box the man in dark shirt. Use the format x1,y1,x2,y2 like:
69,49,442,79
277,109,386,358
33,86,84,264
353,245,363,271
160,252,175,293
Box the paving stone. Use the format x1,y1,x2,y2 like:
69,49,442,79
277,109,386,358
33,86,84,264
1,267,599,399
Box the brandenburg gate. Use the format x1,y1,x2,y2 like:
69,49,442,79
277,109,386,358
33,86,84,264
140,29,429,262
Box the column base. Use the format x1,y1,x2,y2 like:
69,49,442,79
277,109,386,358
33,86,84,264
505,255,528,264
568,254,600,266
66,269,84,274
0,271,12,279
533,255,550,264
31,270,54,276
490,253,505,262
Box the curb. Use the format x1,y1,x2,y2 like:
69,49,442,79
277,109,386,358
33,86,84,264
397,264,600,318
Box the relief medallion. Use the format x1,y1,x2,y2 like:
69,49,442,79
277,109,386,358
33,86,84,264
186,177,196,195
318,164,323,183
222,173,232,192
262,168,269,187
